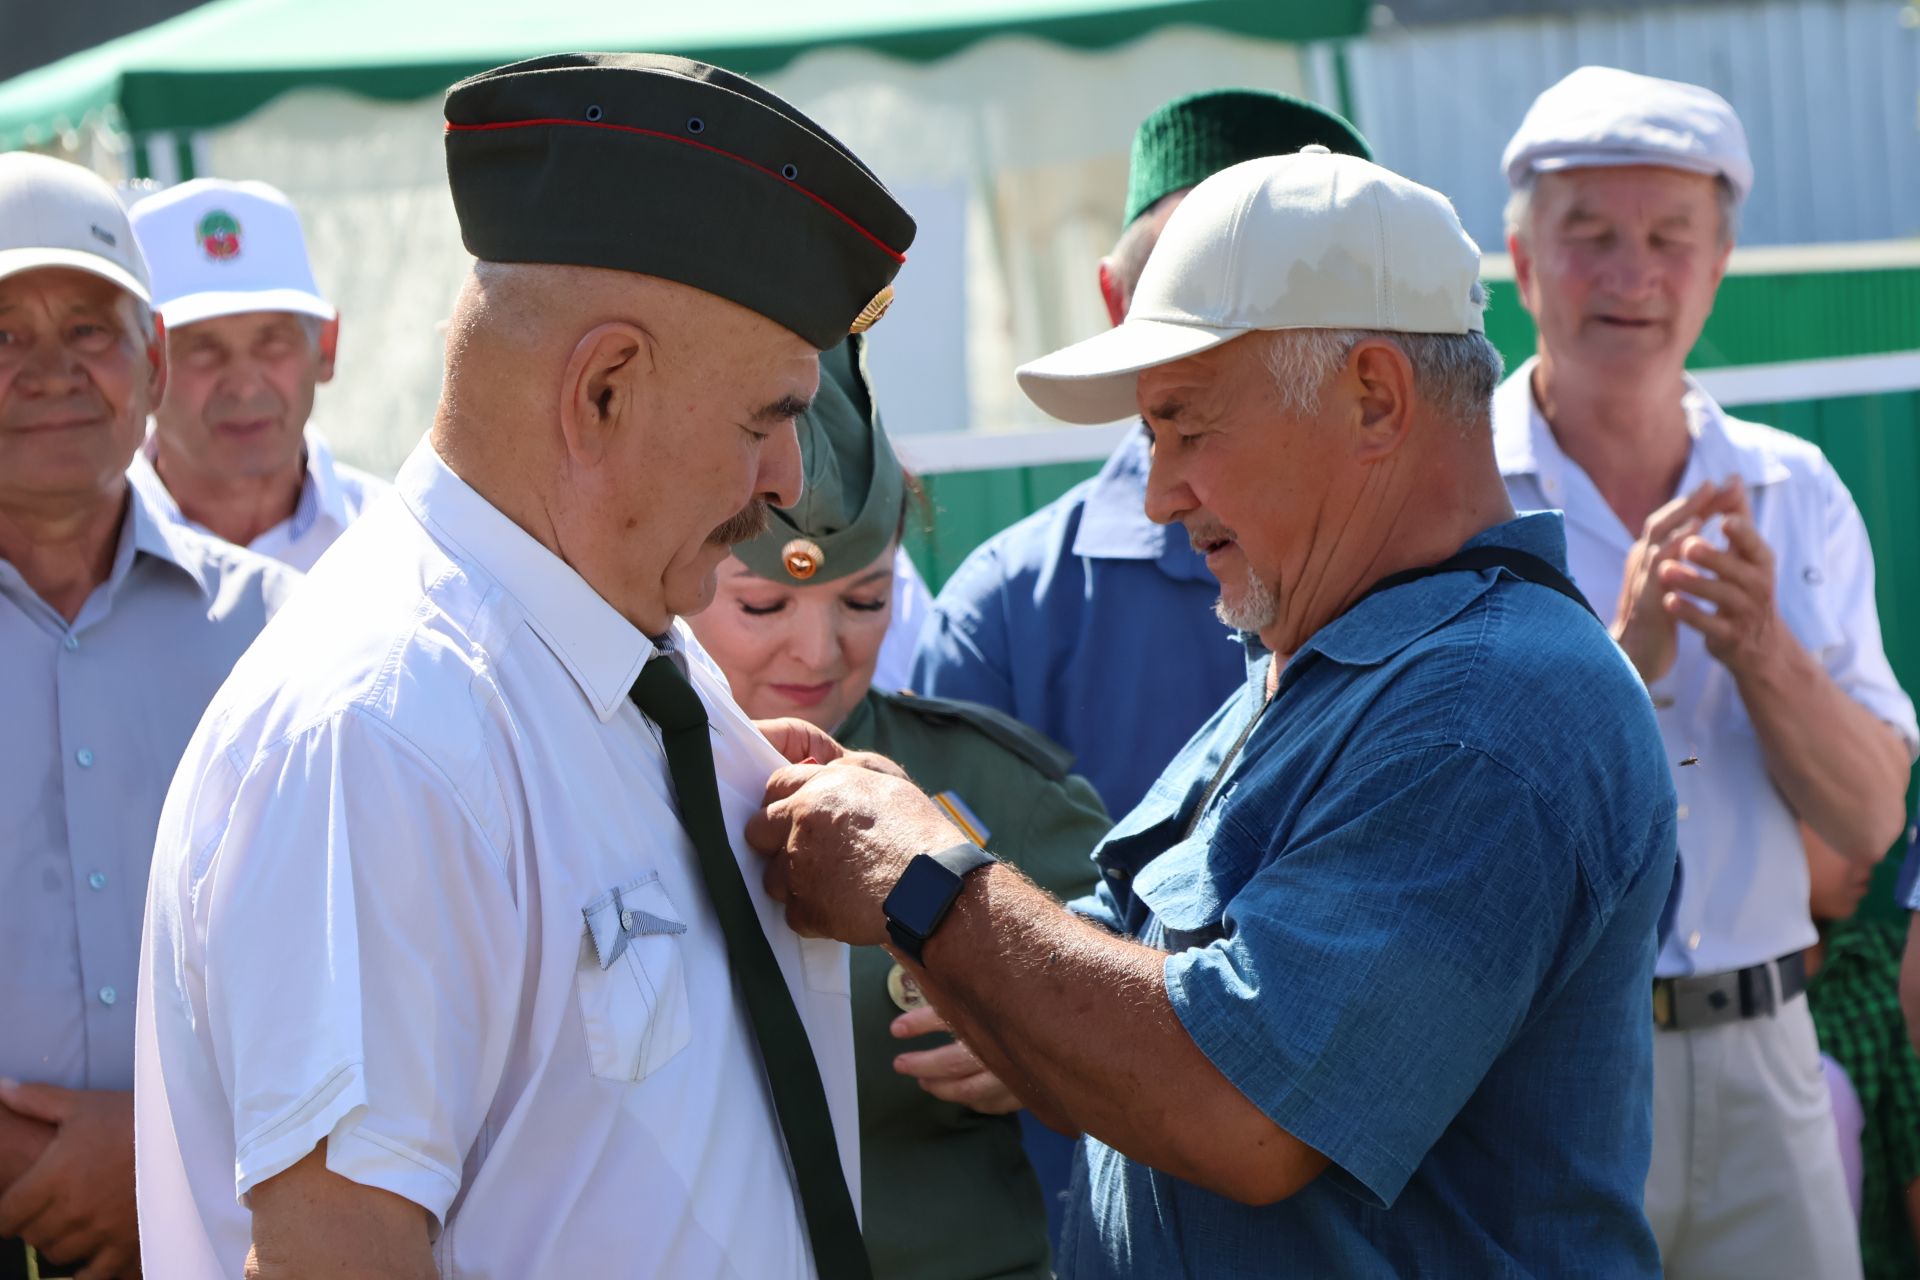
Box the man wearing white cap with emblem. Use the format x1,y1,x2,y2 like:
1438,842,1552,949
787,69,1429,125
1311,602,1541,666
127,179,387,572
1497,66,1916,1278
744,146,1676,1275
0,153,292,1280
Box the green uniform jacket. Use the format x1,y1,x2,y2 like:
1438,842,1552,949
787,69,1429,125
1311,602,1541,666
836,688,1110,1280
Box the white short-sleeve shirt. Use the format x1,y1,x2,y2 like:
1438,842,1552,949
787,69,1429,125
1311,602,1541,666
130,429,391,572
135,439,857,1278
1493,359,1917,976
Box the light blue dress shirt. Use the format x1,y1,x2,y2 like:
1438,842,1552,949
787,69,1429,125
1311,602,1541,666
911,428,1246,818
1061,514,1676,1278
0,482,293,1090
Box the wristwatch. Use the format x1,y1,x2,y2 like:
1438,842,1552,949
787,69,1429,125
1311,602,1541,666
882,842,997,964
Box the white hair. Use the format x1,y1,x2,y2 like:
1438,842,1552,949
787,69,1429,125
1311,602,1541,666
1503,171,1741,246
1256,319,1505,432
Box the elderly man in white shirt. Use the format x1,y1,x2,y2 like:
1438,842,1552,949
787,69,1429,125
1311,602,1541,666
134,53,915,1279
0,153,293,1280
1496,66,1917,1278
126,178,387,572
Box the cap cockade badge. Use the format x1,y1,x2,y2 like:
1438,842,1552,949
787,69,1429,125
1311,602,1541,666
782,538,825,580
849,284,894,335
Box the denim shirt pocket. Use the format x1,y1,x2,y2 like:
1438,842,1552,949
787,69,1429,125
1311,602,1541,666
576,873,695,1083
1128,811,1256,955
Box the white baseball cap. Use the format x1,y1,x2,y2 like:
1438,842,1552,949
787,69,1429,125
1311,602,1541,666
1502,66,1753,202
1016,149,1486,425
0,152,151,302
129,178,335,328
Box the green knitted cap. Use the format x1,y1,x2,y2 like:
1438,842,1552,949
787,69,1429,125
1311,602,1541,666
733,334,905,586
1123,88,1372,225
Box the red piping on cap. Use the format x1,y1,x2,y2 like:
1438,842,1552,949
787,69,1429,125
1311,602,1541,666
446,117,907,265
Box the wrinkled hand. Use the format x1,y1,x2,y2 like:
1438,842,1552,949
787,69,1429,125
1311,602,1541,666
890,1004,1023,1115
0,1083,138,1279
1657,481,1783,675
745,761,964,944
1613,479,1744,683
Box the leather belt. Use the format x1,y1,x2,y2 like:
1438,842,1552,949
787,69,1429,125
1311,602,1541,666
1652,949,1808,1031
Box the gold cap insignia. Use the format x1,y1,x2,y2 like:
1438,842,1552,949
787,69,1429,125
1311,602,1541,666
782,538,824,580
849,284,894,334
887,962,927,1013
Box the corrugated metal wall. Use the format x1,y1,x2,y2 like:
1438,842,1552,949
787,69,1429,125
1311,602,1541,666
1342,0,1920,251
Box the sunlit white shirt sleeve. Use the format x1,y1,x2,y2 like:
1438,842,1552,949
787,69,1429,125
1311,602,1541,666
1811,455,1918,755
203,707,521,1223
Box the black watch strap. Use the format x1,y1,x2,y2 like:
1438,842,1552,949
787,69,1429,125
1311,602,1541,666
884,841,996,964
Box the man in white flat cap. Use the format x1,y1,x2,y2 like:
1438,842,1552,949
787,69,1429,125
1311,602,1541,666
128,179,387,572
743,148,1676,1276
1498,65,1915,1278
0,153,292,1280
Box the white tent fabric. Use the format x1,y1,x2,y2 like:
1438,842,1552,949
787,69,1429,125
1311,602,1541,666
194,29,1308,475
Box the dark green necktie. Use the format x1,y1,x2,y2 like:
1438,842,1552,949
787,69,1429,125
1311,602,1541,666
629,655,871,1279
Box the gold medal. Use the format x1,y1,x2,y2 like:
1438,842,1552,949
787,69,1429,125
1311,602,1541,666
782,537,824,580
886,962,926,1012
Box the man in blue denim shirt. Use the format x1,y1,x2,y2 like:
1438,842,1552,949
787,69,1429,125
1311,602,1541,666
747,153,1677,1276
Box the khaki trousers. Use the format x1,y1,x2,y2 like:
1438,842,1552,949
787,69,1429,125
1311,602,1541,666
1646,997,1862,1279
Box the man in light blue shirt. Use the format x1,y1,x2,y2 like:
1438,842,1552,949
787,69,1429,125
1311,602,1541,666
911,89,1370,819
0,153,293,1280
749,151,1676,1278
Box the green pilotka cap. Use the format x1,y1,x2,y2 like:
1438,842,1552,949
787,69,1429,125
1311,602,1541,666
1123,88,1372,226
444,53,917,349
734,334,906,586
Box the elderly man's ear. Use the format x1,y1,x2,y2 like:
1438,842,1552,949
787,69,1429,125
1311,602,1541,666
1343,339,1417,462
559,321,658,464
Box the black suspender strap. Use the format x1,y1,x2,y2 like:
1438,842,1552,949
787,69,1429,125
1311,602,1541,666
1357,545,1597,618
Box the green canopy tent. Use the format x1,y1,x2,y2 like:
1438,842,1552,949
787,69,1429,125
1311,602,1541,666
0,0,1365,157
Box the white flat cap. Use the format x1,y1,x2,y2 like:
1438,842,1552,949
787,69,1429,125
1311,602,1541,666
1016,148,1485,426
1502,66,1752,202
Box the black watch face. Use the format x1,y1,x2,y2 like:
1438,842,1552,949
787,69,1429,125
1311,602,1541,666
886,855,959,935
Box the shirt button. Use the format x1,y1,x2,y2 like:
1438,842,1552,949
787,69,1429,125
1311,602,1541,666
1688,931,1703,951
62,633,79,652
87,871,107,891
98,986,117,1006
1104,866,1129,883
75,748,95,768
620,911,634,931
1676,805,1690,821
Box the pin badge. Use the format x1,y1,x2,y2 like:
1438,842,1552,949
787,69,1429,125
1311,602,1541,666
849,284,894,334
783,538,824,580
886,962,926,1012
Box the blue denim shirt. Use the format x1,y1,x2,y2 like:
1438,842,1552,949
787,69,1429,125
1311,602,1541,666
1059,513,1676,1279
910,429,1246,818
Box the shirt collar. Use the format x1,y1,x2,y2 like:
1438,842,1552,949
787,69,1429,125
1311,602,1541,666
1496,356,1790,492
1295,512,1570,671
300,431,354,529
135,427,348,545
127,480,215,597
396,439,654,723
1070,427,1216,582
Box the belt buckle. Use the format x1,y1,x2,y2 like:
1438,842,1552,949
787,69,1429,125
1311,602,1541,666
1652,980,1674,1030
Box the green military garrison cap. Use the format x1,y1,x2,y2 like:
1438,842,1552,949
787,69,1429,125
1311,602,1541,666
735,334,905,586
444,53,916,349
1123,88,1371,225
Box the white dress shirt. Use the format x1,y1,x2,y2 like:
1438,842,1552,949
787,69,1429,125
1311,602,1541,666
1494,359,1917,977
130,429,391,572
136,439,857,1278
0,485,292,1092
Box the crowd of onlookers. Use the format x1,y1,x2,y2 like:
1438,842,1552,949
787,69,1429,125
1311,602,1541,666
1,47,1917,1280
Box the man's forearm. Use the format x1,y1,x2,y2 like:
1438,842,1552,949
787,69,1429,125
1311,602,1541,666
0,1106,54,1191
903,864,1326,1205
1738,634,1910,860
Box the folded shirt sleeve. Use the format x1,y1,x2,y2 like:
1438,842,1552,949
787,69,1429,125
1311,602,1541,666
1162,744,1592,1210
202,707,521,1228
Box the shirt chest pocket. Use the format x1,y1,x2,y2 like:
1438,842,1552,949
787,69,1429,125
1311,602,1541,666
576,873,694,1083
1130,817,1257,954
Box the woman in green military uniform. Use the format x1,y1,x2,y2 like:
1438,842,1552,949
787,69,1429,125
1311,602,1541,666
688,336,1109,1280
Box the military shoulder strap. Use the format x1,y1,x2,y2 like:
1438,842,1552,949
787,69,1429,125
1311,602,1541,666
885,690,1075,782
